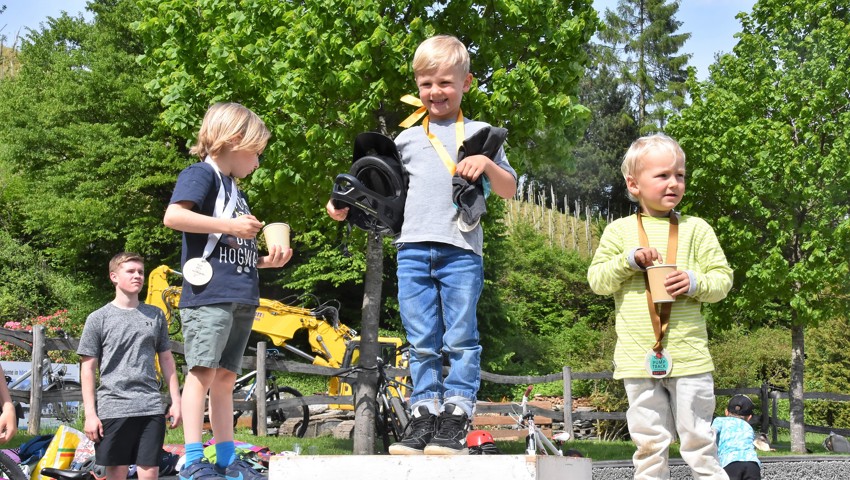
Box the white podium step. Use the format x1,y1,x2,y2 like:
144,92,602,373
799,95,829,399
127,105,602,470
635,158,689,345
270,454,592,480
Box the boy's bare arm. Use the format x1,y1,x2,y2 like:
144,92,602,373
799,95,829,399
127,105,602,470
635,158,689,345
455,154,517,198
158,350,183,428
80,356,103,442
0,366,16,443
164,202,263,239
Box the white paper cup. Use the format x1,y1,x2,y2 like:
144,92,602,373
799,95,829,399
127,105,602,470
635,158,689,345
646,264,677,303
262,222,290,250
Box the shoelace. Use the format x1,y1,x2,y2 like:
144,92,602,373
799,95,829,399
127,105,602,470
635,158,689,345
402,415,433,437
435,412,466,436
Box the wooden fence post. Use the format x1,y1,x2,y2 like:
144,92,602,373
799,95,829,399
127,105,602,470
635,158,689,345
256,341,268,436
562,366,573,435
760,382,769,434
28,325,45,435
771,391,779,444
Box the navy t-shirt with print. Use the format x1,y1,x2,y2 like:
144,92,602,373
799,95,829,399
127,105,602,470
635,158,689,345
169,162,260,307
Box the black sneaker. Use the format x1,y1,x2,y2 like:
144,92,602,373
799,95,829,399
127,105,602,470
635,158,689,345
424,403,469,455
388,405,436,455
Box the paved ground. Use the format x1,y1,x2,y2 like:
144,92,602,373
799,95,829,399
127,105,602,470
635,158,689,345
157,455,850,479
592,456,850,480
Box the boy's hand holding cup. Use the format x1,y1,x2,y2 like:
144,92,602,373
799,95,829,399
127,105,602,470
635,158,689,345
262,222,290,250
646,264,677,303
258,222,293,269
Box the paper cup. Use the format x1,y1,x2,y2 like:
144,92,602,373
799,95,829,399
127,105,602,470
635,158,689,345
646,264,676,303
262,222,290,250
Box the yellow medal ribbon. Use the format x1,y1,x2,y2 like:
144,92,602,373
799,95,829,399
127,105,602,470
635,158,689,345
399,94,427,128
399,95,464,175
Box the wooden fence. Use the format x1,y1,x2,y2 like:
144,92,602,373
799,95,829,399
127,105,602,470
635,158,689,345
3,326,850,441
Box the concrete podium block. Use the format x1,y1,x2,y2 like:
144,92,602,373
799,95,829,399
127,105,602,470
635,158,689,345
270,454,592,480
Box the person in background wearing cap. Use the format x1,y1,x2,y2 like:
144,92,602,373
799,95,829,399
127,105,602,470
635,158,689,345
712,395,762,480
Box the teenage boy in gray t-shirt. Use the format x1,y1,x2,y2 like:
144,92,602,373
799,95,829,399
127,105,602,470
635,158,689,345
78,252,181,480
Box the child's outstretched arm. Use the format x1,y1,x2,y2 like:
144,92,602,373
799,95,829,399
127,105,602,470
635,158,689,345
164,201,263,239
0,365,16,443
326,199,349,221
455,154,517,199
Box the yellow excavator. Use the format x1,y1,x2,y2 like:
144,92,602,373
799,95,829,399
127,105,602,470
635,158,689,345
144,265,407,406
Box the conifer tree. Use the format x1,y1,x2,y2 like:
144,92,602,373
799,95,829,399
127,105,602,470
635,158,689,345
599,0,690,132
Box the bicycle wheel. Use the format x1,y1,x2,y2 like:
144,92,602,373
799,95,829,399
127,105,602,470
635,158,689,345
374,395,393,452
253,385,309,437
0,450,27,480
375,393,406,452
389,395,409,436
44,380,81,423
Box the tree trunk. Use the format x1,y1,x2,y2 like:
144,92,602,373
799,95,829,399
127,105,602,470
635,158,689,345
352,233,383,454
790,321,806,453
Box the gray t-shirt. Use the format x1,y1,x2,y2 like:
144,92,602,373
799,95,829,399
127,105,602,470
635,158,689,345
394,117,517,255
77,302,170,419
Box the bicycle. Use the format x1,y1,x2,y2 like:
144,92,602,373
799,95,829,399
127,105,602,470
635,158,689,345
336,351,412,452
510,385,569,456
0,450,27,480
7,355,80,424
219,348,310,437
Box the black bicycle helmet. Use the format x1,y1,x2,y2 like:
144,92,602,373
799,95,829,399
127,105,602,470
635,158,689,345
331,132,406,236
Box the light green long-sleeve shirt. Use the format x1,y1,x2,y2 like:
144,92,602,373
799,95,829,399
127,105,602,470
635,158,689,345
587,214,733,379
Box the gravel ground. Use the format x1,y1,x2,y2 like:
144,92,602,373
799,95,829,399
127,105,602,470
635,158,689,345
592,456,850,479
159,455,850,479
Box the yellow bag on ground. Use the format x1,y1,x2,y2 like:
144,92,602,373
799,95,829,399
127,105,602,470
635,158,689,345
30,425,85,480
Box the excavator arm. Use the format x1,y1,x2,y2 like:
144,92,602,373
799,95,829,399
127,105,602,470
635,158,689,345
145,265,407,406
145,265,356,367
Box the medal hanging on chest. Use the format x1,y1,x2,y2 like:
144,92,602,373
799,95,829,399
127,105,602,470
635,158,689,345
184,157,238,286
183,257,213,286
644,348,673,379
636,213,679,378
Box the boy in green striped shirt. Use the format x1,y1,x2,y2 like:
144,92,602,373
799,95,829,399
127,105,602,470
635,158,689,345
588,134,733,480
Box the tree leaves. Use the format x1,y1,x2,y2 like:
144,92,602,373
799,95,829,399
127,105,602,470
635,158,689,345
667,0,850,330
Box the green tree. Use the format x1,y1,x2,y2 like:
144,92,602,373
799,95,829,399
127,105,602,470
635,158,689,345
567,45,639,219
522,46,638,220
667,0,850,453
0,0,185,298
136,0,598,452
599,0,690,132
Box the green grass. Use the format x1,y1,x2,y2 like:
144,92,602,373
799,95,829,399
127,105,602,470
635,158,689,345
7,425,850,460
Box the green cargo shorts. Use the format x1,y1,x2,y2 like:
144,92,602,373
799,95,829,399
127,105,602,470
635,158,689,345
181,303,256,374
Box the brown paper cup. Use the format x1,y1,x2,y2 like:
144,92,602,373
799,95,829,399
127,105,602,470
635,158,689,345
646,264,676,303
262,222,290,250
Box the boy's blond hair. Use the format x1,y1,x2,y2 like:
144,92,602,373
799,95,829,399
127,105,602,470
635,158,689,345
621,133,686,201
109,252,143,283
412,35,470,76
189,102,270,159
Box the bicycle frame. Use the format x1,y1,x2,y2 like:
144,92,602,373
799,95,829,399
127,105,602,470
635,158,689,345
7,358,66,391
518,385,563,456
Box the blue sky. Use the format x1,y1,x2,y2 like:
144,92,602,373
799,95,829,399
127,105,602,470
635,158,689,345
2,0,756,80
593,0,757,79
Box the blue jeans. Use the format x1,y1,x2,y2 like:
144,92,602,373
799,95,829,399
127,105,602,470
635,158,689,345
397,242,483,416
